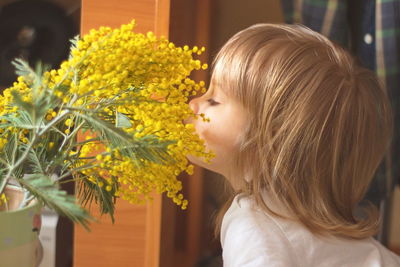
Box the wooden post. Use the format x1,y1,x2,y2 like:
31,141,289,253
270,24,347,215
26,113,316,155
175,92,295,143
74,1,170,266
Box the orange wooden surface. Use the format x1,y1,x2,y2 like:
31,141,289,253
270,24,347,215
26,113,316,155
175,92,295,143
80,0,155,32
74,1,169,266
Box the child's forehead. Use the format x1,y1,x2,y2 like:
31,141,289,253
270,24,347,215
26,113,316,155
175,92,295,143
208,78,231,98
211,64,230,87
209,52,243,97
210,74,225,90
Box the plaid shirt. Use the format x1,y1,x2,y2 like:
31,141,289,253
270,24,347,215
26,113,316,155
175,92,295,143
281,0,400,203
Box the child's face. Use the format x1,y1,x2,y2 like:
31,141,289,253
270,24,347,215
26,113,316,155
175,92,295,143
187,80,248,177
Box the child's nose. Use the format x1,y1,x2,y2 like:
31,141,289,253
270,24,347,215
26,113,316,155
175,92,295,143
189,98,199,114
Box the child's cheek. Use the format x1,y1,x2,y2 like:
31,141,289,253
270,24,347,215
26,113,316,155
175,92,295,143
199,121,235,154
192,119,215,149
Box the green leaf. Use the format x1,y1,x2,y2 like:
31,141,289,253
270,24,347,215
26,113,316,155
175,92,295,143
1,110,38,130
74,111,174,165
115,111,132,128
19,173,93,230
11,90,34,115
11,59,50,93
26,146,47,175
77,175,117,223
10,92,50,130
0,168,5,191
73,111,133,147
11,58,34,79
68,35,80,56
2,132,18,166
121,136,176,165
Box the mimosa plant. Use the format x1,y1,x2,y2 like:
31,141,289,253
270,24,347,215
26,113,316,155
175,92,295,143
0,20,213,229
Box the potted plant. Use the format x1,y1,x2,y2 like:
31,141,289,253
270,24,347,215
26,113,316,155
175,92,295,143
0,20,213,266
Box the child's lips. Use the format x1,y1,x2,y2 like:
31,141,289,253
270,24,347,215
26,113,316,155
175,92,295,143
183,116,194,125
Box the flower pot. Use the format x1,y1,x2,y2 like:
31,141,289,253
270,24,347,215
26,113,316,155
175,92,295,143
0,185,43,267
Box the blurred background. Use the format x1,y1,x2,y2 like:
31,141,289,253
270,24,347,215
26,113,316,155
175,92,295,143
0,0,80,90
0,0,398,266
0,0,80,266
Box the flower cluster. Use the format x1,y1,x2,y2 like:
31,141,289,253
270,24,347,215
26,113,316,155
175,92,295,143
0,76,32,147
0,193,7,207
0,20,213,226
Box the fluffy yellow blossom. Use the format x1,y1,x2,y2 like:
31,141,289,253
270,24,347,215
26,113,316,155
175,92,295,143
65,118,74,127
0,138,7,150
60,20,214,208
48,142,55,149
0,193,8,206
0,20,214,215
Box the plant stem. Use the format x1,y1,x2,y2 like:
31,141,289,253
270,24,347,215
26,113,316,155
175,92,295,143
19,191,32,209
56,161,99,181
38,110,71,136
58,120,84,153
0,110,71,195
73,137,101,146
59,177,82,184
0,134,38,194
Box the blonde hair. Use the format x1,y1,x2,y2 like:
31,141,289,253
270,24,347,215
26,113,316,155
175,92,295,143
212,23,393,240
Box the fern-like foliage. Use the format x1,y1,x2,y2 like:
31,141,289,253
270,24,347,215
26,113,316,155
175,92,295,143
19,173,93,230
73,111,175,165
77,174,118,223
0,37,192,229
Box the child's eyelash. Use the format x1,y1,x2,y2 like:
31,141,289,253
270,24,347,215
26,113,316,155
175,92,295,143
207,98,220,106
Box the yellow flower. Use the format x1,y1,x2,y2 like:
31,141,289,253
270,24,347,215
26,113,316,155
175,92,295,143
0,193,8,206
0,20,214,211
65,119,74,127
0,138,7,150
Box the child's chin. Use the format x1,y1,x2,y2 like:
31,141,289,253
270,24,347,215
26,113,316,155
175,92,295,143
186,154,214,171
186,154,203,166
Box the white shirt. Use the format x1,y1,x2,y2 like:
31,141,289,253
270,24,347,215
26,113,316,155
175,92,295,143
221,194,400,267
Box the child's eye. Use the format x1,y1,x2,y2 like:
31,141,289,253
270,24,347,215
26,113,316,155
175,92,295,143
207,98,220,106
